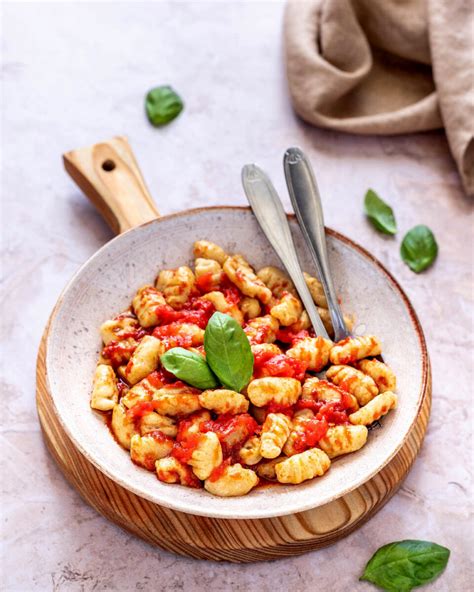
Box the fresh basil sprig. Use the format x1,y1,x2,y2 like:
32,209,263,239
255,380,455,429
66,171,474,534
204,312,253,392
360,540,450,592
160,347,218,390
400,225,438,273
145,85,184,126
364,189,397,235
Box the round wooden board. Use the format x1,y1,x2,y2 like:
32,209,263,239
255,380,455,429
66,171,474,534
36,325,432,563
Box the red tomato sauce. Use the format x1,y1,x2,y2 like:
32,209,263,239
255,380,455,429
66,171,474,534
146,369,173,388
208,458,231,482
265,402,295,418
152,323,195,348
317,402,350,425
126,401,156,430
153,298,215,329
175,412,204,441
293,417,329,453
253,352,307,381
276,328,309,345
220,276,243,303
201,413,259,460
118,327,149,341
196,272,219,293
294,399,351,426
101,340,137,367
171,433,202,464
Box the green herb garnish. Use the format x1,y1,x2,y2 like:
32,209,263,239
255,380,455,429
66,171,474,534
400,225,438,272
360,540,450,592
204,312,253,392
160,347,218,390
145,85,183,126
364,189,397,235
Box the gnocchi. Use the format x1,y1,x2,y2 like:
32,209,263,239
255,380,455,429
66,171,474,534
349,391,398,426
223,255,272,304
139,412,177,438
92,239,398,497
156,266,196,309
111,403,137,449
303,272,328,308
318,425,368,458
244,315,279,344
239,436,262,465
132,285,166,328
155,457,200,488
187,432,223,480
247,377,301,407
130,433,174,470
286,336,333,371
100,314,141,345
326,364,378,406
193,240,228,265
283,409,315,456
357,358,397,392
194,258,223,292
151,385,202,416
270,292,303,326
124,335,164,385
199,389,249,414
202,291,243,324
240,297,261,320
257,266,296,298
260,413,292,459
275,448,331,484
91,364,119,411
204,463,259,497
330,335,382,365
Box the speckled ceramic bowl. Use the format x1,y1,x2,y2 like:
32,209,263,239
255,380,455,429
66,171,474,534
45,207,427,519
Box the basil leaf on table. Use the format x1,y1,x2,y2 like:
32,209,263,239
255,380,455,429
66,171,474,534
145,85,184,126
204,312,253,392
360,540,450,592
364,189,397,235
160,347,219,389
400,225,438,272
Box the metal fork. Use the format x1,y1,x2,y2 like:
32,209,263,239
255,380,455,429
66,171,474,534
283,147,351,342
241,164,330,339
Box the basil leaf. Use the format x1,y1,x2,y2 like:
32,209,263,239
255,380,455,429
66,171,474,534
204,312,253,392
400,225,438,272
364,189,397,235
160,347,218,390
360,540,450,592
145,86,184,126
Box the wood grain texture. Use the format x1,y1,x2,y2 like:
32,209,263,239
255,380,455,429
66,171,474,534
36,326,431,562
63,136,159,234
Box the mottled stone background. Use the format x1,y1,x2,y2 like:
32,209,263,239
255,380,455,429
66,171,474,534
1,2,472,591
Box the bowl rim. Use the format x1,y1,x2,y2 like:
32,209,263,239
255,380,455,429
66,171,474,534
42,205,429,519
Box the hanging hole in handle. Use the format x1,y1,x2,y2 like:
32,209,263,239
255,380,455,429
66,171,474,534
102,159,116,172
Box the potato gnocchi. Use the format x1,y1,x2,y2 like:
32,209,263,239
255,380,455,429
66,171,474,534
91,240,398,497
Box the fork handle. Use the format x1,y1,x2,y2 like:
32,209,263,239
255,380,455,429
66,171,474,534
242,164,329,339
284,147,350,342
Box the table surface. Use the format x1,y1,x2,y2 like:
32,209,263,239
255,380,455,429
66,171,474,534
2,2,473,591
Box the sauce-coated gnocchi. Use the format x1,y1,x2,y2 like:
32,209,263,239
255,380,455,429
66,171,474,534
92,240,398,497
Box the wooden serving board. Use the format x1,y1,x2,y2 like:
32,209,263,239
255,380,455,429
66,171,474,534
36,137,432,562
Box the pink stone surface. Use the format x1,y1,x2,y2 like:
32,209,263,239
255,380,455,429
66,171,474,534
1,2,472,591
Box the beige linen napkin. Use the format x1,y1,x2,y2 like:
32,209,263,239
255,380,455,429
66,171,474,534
284,0,474,195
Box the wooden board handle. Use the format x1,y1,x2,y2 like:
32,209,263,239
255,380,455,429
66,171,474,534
63,136,160,234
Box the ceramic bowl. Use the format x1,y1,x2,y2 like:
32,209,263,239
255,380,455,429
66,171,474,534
45,207,427,519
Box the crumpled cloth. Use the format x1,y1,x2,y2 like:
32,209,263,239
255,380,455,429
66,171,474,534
284,0,474,195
